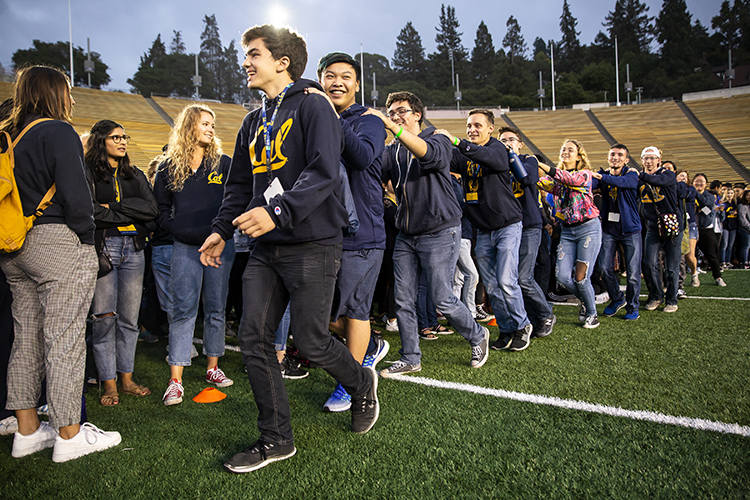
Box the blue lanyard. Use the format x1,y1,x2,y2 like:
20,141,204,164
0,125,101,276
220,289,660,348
260,83,293,185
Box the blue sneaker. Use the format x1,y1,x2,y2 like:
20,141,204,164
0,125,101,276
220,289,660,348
603,299,627,317
624,310,640,321
323,383,351,413
363,338,390,369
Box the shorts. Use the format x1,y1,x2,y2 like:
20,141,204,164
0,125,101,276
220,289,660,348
689,223,698,240
330,248,384,321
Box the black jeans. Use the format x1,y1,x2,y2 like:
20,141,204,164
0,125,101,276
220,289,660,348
238,241,371,445
697,228,723,279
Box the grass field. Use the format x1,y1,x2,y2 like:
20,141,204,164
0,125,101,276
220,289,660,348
2,271,749,499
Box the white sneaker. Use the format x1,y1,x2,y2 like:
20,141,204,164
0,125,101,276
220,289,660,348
0,415,19,436
384,318,399,332
52,422,121,463
12,421,58,458
716,277,727,287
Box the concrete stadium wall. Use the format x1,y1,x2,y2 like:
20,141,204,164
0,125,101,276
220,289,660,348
683,86,750,101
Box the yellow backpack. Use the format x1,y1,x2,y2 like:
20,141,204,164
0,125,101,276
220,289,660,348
0,118,57,253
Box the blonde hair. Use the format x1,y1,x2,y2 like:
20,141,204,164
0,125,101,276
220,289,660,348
164,104,222,192
557,138,591,171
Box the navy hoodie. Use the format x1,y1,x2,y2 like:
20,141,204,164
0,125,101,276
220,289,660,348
514,154,543,230
380,126,460,236
593,165,641,235
639,167,683,227
339,103,387,251
212,79,348,245
154,155,231,246
449,136,522,231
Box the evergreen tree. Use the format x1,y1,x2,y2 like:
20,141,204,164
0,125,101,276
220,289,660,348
392,21,427,81
603,0,654,55
502,16,527,65
170,30,186,55
200,14,223,99
559,0,582,70
431,4,468,88
471,21,495,84
655,0,695,74
128,34,196,96
11,39,111,88
144,34,167,67
361,52,393,87
533,37,549,58
221,39,248,103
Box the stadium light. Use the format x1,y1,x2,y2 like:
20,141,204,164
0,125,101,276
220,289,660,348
549,40,556,111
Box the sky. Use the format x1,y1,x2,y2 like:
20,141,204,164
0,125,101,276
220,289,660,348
0,0,726,92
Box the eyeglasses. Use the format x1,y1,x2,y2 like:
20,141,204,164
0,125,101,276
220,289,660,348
641,156,659,162
499,137,520,144
387,108,414,119
108,134,131,144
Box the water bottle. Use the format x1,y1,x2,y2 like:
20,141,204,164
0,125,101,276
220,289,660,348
508,149,528,181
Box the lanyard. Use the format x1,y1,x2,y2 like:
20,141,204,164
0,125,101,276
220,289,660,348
260,83,293,186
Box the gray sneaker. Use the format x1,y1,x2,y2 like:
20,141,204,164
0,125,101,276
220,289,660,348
716,277,727,287
690,274,700,287
644,299,663,311
470,326,490,368
379,360,421,378
509,323,533,351
532,314,556,338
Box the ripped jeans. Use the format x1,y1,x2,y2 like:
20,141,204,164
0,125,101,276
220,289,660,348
556,218,602,318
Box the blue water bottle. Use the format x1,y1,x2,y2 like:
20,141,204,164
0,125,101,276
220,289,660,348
508,149,528,181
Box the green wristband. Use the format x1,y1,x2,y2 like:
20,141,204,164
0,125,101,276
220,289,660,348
453,137,460,146
395,126,404,138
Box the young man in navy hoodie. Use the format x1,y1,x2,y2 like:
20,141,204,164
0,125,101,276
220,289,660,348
199,25,379,473
591,144,642,321
366,92,490,377
305,52,389,412
436,113,533,352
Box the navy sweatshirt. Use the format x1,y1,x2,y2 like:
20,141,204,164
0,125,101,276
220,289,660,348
449,136,522,231
212,79,348,246
682,183,697,226
339,103,386,251
10,118,95,244
380,126,461,236
593,165,641,235
514,154,543,230
154,155,231,246
638,168,683,227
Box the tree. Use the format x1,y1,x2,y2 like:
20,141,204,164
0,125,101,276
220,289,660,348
502,16,527,65
533,37,549,58
199,14,224,99
170,30,186,55
392,22,427,82
559,0,582,70
430,5,468,89
655,0,696,74
221,39,248,103
128,34,195,96
471,21,495,85
603,0,654,55
12,40,111,88
361,52,393,88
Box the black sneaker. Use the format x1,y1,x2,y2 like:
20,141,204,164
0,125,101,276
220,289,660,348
583,315,600,329
351,367,379,434
509,323,532,351
280,355,308,380
532,314,556,338
224,439,296,473
491,333,512,351
470,326,490,368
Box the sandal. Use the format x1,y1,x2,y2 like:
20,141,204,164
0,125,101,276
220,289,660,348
419,328,438,341
433,325,453,335
100,394,119,406
120,384,152,397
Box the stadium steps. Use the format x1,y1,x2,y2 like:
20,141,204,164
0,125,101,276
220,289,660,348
583,109,641,171
500,114,554,166
145,97,174,128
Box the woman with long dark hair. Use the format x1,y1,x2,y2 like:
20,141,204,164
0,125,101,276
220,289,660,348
0,66,120,462
153,104,235,406
85,119,158,406
693,173,726,286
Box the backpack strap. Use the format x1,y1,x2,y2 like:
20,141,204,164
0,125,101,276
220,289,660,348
12,118,53,147
12,118,56,219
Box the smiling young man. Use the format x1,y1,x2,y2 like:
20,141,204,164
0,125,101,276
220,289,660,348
591,144,642,320
198,25,379,473
305,52,388,412
436,114,533,352
366,93,490,376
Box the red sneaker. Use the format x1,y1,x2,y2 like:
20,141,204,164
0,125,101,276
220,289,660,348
206,367,234,388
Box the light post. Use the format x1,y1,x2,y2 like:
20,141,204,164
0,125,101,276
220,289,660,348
615,36,621,106
449,47,455,87
625,63,633,105
549,40,556,111
84,38,95,88
192,53,202,100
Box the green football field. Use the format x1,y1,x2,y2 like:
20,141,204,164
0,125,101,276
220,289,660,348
2,271,749,499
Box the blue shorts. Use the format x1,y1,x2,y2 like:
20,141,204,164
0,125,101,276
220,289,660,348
689,223,698,240
331,248,384,321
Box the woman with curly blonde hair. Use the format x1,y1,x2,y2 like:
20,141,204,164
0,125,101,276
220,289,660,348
153,104,235,406
537,139,602,328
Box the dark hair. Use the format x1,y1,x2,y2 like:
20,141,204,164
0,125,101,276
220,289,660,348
694,173,708,183
733,182,746,189
0,65,72,135
741,190,750,205
84,119,134,183
610,143,629,155
675,169,690,184
317,52,360,81
497,126,521,138
385,91,425,126
468,108,495,126
709,179,723,190
241,24,307,81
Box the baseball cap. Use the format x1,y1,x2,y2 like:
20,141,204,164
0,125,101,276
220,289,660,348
640,146,661,158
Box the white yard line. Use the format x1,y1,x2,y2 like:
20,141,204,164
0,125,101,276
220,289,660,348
395,375,750,437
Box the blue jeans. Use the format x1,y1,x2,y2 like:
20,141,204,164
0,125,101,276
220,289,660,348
519,228,553,325
168,239,235,366
417,272,437,330
453,238,479,315
556,218,602,317
721,229,736,263
737,230,750,262
475,222,530,334
91,236,145,381
393,226,484,365
274,304,291,352
643,223,681,306
239,242,371,445
151,244,173,323
599,231,642,314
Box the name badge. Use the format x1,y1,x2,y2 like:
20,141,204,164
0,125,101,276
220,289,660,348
701,206,711,215
264,177,284,204
466,192,478,204
608,212,620,222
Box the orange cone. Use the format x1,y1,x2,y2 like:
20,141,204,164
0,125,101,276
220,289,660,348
193,387,227,403
488,318,497,327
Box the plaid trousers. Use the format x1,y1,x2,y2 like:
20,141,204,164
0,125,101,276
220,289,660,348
0,224,97,428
